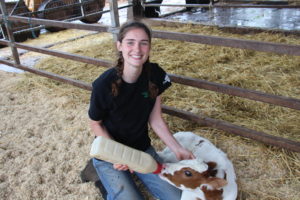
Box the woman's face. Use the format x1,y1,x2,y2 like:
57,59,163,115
117,28,151,70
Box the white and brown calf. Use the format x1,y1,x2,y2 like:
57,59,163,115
158,132,237,200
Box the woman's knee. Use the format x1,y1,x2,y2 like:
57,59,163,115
92,158,144,200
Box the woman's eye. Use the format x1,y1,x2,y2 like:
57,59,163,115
141,42,149,46
127,42,134,46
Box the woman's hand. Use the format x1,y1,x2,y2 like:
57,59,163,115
113,164,134,173
174,147,195,161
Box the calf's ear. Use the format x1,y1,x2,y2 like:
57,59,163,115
207,162,217,169
206,177,227,189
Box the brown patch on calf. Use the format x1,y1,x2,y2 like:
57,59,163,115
206,162,218,177
205,177,227,189
202,186,223,200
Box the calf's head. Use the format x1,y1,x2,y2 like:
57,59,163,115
159,159,227,191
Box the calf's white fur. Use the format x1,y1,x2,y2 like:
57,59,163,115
158,132,237,200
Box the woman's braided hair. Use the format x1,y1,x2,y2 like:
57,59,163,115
111,20,158,99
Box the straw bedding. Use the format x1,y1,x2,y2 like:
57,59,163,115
0,24,299,200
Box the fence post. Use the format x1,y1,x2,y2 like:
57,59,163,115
109,0,120,41
127,0,133,19
0,0,20,65
127,0,144,19
78,0,85,18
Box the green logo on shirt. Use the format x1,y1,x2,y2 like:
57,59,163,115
141,91,149,98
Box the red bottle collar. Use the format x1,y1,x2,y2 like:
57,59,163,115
153,162,163,174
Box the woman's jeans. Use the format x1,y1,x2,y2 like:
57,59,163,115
92,146,181,200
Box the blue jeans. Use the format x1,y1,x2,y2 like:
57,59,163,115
93,146,181,200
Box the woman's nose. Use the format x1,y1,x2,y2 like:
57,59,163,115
133,43,141,52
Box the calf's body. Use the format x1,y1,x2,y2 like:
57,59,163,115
158,132,237,200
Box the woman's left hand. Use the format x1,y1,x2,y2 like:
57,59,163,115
113,164,134,173
175,147,196,161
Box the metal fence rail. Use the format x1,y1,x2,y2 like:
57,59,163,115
152,30,300,56
144,3,300,8
2,37,300,111
2,58,299,153
2,15,300,56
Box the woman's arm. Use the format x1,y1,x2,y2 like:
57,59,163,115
90,120,112,138
149,96,195,161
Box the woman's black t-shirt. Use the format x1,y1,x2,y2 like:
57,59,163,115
88,63,171,151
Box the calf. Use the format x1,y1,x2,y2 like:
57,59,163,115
158,132,237,200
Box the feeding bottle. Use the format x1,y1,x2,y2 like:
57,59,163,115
90,136,163,174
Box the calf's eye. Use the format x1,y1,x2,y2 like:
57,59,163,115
184,170,192,177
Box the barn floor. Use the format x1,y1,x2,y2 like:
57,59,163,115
0,1,300,200
164,6,300,31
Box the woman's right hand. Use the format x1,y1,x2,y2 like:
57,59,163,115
113,164,133,173
174,147,195,161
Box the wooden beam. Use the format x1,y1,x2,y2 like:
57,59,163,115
0,59,92,90
169,74,300,111
14,43,113,68
152,30,300,56
162,105,300,153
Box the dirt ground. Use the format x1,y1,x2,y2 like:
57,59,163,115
0,67,103,199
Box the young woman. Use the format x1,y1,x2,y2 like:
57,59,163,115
88,20,195,200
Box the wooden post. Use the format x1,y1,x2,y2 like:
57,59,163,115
127,0,133,19
0,0,20,64
127,0,144,19
109,0,120,41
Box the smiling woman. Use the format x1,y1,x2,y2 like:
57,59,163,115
88,20,194,200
